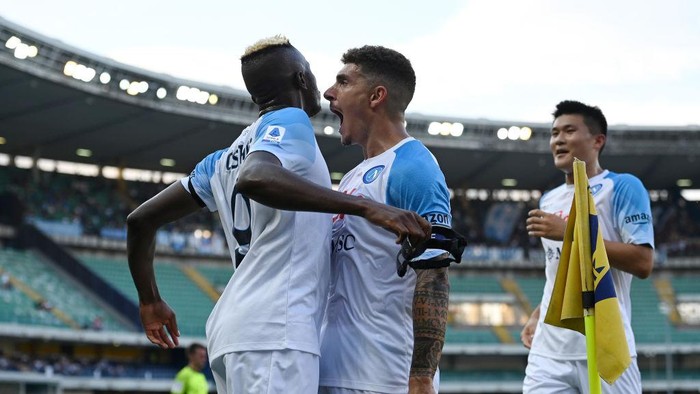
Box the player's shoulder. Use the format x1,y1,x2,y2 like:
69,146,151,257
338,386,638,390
604,171,648,199
261,107,312,127
387,139,448,202
604,170,644,188
255,107,316,146
193,148,228,175
392,139,440,173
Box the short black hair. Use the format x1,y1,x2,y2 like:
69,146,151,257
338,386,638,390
341,45,416,114
552,100,607,136
187,343,206,355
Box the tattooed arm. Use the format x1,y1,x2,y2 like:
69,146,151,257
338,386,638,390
409,264,450,393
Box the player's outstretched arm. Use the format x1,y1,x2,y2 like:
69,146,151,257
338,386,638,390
126,182,201,348
409,265,449,393
237,151,431,245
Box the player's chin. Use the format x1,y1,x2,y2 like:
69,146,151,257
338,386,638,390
339,131,352,146
553,157,572,172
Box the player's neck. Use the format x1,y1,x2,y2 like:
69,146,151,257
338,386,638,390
564,162,604,185
258,103,289,116
257,92,301,117
363,118,410,159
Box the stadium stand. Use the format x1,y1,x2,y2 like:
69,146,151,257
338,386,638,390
79,255,215,337
3,165,699,259
0,248,129,331
1,15,699,394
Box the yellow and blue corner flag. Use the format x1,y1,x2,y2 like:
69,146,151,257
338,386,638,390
544,159,631,385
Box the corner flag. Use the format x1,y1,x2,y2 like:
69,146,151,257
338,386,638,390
544,159,630,386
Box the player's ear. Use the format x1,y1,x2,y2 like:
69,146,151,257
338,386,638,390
295,71,308,90
369,86,387,109
594,133,606,151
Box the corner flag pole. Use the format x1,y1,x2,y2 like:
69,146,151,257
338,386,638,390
573,159,602,394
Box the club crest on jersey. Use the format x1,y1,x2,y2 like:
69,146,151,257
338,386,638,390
363,165,385,184
262,125,286,143
590,184,603,196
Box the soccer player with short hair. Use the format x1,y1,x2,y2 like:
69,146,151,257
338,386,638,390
521,100,654,393
319,45,457,394
127,36,430,394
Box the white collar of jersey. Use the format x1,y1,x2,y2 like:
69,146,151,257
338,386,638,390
363,137,414,163
565,169,608,189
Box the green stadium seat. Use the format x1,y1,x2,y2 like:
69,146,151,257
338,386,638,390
0,248,130,331
80,255,215,336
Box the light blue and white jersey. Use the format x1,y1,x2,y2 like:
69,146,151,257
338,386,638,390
319,137,451,393
532,170,654,361
181,107,332,361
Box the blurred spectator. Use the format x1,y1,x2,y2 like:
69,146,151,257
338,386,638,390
2,166,699,257
35,300,53,312
90,316,103,331
1,272,12,290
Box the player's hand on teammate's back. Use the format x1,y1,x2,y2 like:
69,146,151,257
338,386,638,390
362,200,431,246
526,209,567,241
140,300,180,349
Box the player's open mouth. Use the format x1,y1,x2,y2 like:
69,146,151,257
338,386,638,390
554,148,569,157
330,107,344,126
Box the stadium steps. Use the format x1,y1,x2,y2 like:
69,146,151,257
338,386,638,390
670,274,700,296
14,224,140,330
449,275,516,344
80,255,214,336
0,248,130,331
491,325,515,344
194,264,233,294
440,369,524,382
500,277,533,315
150,262,214,336
514,276,545,312
667,275,700,342
630,278,667,343
79,256,139,302
653,277,682,324
449,275,504,294
180,264,220,302
0,267,77,328
446,327,500,344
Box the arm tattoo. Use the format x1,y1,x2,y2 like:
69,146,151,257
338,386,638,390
410,266,449,378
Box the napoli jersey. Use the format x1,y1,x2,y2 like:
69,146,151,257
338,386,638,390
532,170,654,360
181,107,332,361
319,137,451,393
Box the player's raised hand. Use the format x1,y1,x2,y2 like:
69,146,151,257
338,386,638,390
526,209,566,241
139,300,180,349
362,200,431,246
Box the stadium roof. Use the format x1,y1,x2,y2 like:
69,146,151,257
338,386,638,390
1,17,699,191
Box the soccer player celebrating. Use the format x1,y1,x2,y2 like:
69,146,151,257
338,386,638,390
319,46,460,394
127,36,430,393
521,100,654,393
